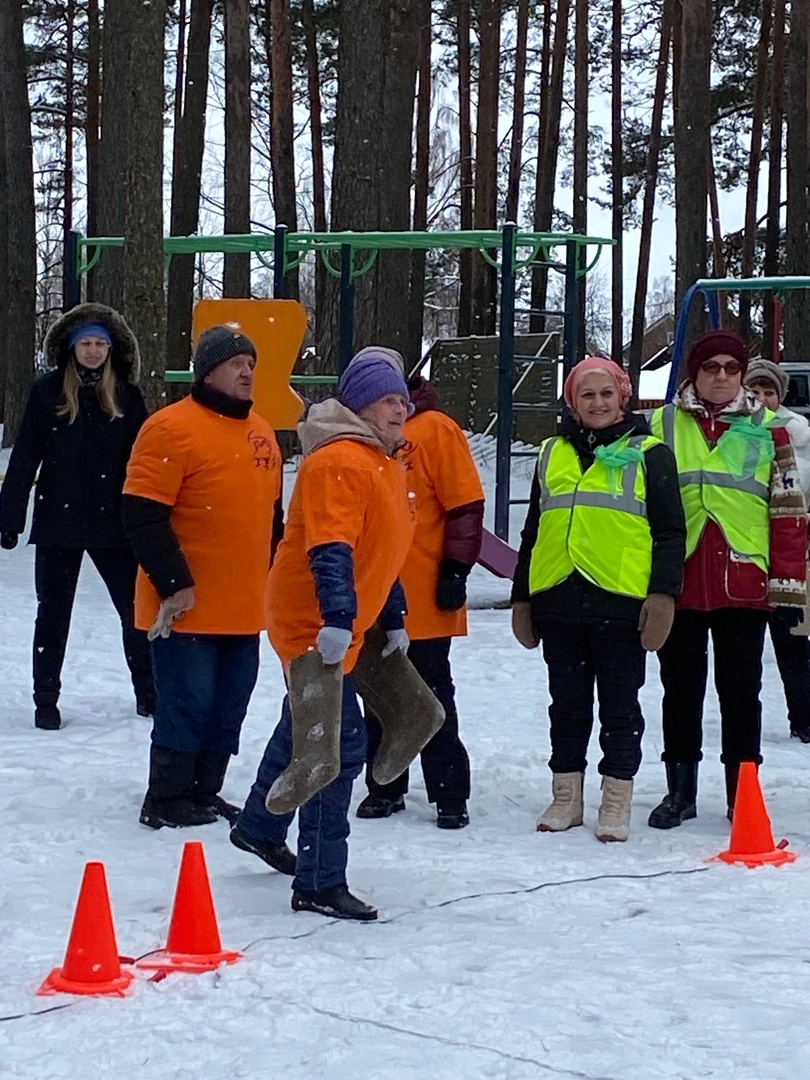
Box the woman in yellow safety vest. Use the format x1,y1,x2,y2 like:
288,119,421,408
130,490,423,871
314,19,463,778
647,330,807,828
511,357,685,843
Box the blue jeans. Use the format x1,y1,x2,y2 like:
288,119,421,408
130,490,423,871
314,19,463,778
239,676,367,892
151,633,259,755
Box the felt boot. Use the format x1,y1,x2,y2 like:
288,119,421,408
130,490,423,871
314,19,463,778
536,772,584,832
595,777,633,843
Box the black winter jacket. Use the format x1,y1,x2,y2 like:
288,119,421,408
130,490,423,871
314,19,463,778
510,411,686,627
0,303,147,548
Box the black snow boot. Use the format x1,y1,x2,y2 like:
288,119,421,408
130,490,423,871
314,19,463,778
724,762,756,823
193,750,241,824
647,763,698,829
292,884,378,921
229,822,296,875
356,793,406,819
140,745,218,829
34,704,61,730
437,799,470,830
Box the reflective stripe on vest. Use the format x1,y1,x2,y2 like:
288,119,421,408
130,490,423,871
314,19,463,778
651,404,770,571
529,434,658,600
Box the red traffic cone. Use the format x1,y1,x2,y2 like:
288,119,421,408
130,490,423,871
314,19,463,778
137,841,242,974
714,762,798,868
38,862,134,996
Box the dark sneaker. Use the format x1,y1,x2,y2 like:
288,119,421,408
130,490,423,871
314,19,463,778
229,822,296,875
35,705,61,730
139,795,218,830
436,800,470,830
356,793,406,819
196,793,241,825
292,884,378,921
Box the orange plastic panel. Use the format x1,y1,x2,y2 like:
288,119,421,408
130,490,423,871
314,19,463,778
192,298,307,429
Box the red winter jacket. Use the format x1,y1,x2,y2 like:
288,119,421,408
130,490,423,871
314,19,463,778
678,414,807,611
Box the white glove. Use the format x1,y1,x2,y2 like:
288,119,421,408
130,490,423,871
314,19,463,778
316,625,353,665
381,628,410,658
147,587,196,642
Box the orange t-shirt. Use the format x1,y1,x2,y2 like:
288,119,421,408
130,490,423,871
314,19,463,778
266,439,415,673
123,395,281,634
399,410,484,640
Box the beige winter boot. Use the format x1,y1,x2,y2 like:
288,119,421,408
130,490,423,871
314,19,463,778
265,651,343,815
595,777,633,843
536,772,584,832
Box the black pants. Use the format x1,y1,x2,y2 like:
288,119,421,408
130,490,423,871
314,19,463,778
33,545,154,709
539,620,646,780
768,612,810,734
363,637,471,804
658,608,767,766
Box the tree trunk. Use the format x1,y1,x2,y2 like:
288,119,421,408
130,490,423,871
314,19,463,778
763,0,786,358
471,0,502,335
268,0,299,298
166,0,213,367
85,0,100,246
122,0,167,411
94,0,135,309
574,0,588,359
674,0,712,375
457,0,473,336
610,0,622,364
785,0,810,359
628,0,672,392
505,0,529,224
65,0,76,235
531,0,571,332
0,0,37,446
739,0,772,342
408,2,431,363
301,0,327,344
223,0,252,297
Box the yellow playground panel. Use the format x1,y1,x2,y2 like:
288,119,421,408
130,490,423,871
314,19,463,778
192,298,308,429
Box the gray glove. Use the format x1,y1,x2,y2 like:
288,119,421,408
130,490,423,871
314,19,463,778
316,625,352,665
147,587,196,642
381,628,410,657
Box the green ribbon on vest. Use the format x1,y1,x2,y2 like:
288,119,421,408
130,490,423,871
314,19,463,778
716,416,785,479
593,433,645,497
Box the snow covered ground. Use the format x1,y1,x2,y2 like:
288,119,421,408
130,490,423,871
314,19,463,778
4,455,810,1079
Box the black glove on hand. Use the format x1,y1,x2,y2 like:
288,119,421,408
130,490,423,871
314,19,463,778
0,531,19,550
436,558,470,611
776,607,804,629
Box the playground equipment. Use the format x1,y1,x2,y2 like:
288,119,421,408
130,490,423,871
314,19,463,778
64,225,614,543
665,275,810,402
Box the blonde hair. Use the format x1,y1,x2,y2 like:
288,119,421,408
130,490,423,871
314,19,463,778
56,360,123,424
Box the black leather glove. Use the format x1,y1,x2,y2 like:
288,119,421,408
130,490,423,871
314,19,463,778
775,607,804,629
0,531,19,550
436,558,470,611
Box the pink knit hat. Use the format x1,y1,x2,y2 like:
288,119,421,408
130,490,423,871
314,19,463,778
563,357,633,410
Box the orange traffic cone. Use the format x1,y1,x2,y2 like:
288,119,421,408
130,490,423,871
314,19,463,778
714,762,798,868
137,841,242,974
38,862,134,996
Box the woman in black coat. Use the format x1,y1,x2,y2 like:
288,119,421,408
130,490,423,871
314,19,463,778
0,303,154,729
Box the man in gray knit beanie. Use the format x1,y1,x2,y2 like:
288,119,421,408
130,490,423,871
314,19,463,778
193,325,258,383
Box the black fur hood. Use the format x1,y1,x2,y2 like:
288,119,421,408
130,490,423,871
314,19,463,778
43,303,140,382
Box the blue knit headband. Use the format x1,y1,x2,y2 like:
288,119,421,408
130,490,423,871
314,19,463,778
67,323,113,352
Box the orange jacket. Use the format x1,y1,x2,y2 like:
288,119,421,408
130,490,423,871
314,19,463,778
267,402,415,673
124,395,281,634
399,408,484,639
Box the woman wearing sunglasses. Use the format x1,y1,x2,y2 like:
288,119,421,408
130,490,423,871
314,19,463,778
648,330,807,828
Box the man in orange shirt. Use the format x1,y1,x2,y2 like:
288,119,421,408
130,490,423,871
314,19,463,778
230,353,444,920
357,367,484,829
122,326,282,829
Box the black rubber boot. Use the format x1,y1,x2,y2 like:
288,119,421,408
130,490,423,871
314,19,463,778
292,884,378,921
647,763,698,829
34,704,61,730
229,822,296,874
194,750,241,824
356,793,406,819
140,746,218,829
436,799,470,830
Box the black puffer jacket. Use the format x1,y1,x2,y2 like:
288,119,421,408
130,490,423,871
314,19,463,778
511,411,686,627
0,304,148,548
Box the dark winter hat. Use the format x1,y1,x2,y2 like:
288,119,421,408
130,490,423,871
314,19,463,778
686,329,749,383
193,325,257,382
337,357,409,416
745,358,790,403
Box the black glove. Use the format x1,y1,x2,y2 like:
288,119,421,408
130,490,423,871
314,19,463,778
0,531,19,550
436,559,470,612
775,607,804,629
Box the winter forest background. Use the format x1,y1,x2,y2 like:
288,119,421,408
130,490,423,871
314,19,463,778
1,0,809,446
